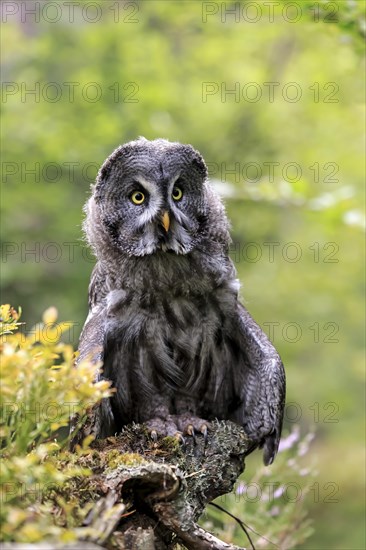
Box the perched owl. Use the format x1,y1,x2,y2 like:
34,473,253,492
78,137,286,465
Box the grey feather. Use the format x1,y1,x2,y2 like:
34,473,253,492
78,138,286,465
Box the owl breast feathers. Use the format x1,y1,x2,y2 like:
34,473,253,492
78,137,286,466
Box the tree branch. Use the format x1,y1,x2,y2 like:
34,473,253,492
55,420,251,549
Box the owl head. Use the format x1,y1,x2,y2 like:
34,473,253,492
85,138,230,258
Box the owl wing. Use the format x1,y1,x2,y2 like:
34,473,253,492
75,264,116,439
231,302,286,465
77,308,105,365
78,263,107,364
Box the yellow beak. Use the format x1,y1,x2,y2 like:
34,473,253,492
161,211,170,233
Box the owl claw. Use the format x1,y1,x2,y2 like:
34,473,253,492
200,424,208,444
175,432,186,448
186,424,197,445
150,429,158,442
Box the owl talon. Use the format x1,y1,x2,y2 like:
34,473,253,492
175,432,186,448
150,429,158,442
200,424,208,444
186,424,197,444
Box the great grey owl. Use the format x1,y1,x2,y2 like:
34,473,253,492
78,137,286,466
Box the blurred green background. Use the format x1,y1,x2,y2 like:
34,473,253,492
1,1,365,548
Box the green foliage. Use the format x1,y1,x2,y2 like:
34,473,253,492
0,305,22,336
0,306,112,543
1,2,365,547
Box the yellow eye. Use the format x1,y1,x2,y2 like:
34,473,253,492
172,186,183,201
131,191,145,205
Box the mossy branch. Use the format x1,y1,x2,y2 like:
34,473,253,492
61,420,251,550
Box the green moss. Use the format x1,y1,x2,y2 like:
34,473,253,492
159,436,182,454
106,451,148,469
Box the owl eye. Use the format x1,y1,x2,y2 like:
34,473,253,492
172,186,183,201
130,191,145,205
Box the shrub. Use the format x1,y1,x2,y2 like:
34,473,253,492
0,305,112,543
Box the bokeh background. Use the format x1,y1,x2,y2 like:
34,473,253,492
1,1,365,548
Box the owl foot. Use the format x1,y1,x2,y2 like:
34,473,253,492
145,417,186,450
175,414,211,445
145,414,209,447
175,414,210,433
183,424,208,444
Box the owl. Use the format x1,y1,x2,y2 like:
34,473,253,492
78,137,286,466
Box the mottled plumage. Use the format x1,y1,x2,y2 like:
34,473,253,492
78,138,286,465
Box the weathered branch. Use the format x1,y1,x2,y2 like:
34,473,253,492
8,420,252,550
73,419,251,549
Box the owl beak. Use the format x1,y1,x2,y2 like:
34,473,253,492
161,211,170,233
